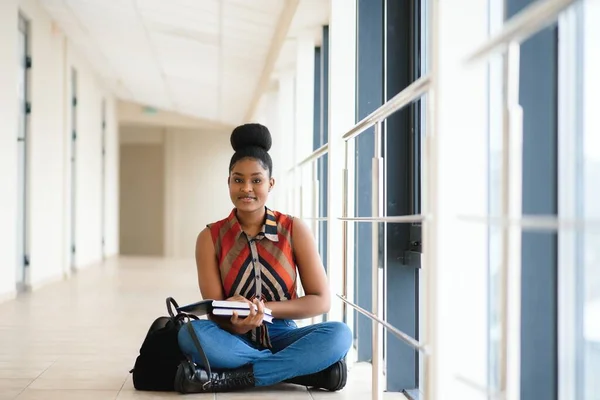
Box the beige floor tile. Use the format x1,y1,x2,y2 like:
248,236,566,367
308,363,408,400
121,375,135,391
37,365,128,381
15,389,119,400
0,390,25,400
27,377,127,390
0,257,408,400
0,361,53,370
116,391,214,399
0,369,45,379
215,383,311,400
310,391,408,400
0,378,32,390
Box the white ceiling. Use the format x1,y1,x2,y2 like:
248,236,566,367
37,0,330,128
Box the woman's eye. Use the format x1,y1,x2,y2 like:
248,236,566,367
235,179,243,183
253,179,262,184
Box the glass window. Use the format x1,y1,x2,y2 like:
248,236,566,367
486,0,504,392
582,0,600,397
559,1,600,398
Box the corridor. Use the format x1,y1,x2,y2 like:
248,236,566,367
1,0,598,398
0,257,405,400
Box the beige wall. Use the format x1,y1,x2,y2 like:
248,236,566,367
119,140,165,256
164,128,233,259
0,0,119,299
119,126,233,260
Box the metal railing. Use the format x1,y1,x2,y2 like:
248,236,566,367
465,0,578,63
339,98,432,400
285,0,581,399
462,0,580,398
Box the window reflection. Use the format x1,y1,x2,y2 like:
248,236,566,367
581,0,599,397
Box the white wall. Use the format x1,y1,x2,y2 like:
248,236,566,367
251,88,287,213
119,124,284,261
434,0,492,397
164,128,234,259
0,0,20,301
0,0,119,300
120,126,165,257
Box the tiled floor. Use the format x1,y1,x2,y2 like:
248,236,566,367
0,257,407,399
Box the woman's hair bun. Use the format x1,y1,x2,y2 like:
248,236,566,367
230,123,272,152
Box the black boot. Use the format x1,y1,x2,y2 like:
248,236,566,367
174,361,255,393
285,359,348,391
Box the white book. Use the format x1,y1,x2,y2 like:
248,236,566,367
211,308,274,323
177,299,274,323
211,300,273,315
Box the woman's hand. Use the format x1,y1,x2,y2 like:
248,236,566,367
226,296,265,335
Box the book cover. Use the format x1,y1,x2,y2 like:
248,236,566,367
176,299,273,322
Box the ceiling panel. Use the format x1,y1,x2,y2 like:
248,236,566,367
38,0,330,127
139,10,220,35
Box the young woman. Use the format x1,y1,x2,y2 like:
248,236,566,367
176,123,352,393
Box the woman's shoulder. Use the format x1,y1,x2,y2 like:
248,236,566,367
206,216,228,230
201,211,235,246
205,209,235,230
269,208,296,227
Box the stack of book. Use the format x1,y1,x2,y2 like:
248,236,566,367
177,299,273,323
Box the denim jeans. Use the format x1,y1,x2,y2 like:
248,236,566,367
177,318,353,387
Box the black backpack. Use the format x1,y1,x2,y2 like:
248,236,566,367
130,297,210,391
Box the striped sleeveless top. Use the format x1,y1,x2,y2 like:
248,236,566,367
207,207,297,348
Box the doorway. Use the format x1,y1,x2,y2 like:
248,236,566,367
101,99,106,260
16,13,31,291
119,140,165,256
70,68,78,271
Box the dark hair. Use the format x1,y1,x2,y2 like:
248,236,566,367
228,123,273,177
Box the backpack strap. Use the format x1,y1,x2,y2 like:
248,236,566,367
185,322,212,389
166,297,212,387
166,297,179,318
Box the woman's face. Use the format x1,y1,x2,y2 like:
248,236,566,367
228,158,274,213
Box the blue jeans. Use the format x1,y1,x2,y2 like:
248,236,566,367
177,318,352,387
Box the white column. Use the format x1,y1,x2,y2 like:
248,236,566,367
428,0,491,398
327,0,356,323
292,34,315,223
0,0,19,300
276,72,296,215
260,89,284,211
294,34,315,221
250,95,267,125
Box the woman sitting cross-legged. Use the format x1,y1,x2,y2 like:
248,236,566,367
176,123,352,393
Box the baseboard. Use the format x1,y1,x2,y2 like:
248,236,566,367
29,273,65,291
0,289,17,304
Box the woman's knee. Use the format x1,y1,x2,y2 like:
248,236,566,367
178,319,216,339
177,319,268,370
322,321,353,357
177,320,217,356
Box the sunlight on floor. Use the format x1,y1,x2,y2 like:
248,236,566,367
0,257,407,399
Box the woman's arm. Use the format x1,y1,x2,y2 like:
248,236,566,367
195,228,225,302
195,228,265,335
264,218,331,320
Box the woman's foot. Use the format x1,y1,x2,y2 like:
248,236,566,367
174,361,255,393
284,359,348,391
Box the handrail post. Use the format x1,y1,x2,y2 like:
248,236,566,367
371,121,385,400
422,0,438,397
500,41,523,400
342,140,349,324
312,160,320,325
312,161,319,238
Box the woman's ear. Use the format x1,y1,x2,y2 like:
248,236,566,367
269,177,275,191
